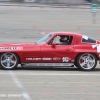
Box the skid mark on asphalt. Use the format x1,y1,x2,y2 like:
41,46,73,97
8,71,32,100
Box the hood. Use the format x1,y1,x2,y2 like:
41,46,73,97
0,42,36,51
0,42,35,46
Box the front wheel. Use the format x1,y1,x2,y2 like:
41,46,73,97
0,53,19,70
76,53,97,71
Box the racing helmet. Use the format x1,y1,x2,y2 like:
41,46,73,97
60,36,69,41
63,37,68,41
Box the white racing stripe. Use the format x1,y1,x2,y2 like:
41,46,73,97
8,71,32,100
1,72,100,76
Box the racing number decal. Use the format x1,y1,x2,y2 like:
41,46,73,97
92,44,100,53
62,57,71,62
26,57,71,62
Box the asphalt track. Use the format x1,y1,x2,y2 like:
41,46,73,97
0,4,100,100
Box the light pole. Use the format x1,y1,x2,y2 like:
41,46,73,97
91,0,98,24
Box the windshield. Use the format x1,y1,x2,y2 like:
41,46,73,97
36,34,52,44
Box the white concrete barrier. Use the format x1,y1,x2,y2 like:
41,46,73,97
0,0,88,4
33,0,87,4
0,0,10,1
58,0,86,4
24,0,36,2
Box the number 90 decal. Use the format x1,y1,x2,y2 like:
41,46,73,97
62,57,71,62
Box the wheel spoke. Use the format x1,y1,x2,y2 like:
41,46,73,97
87,63,91,69
81,56,86,60
89,60,95,63
9,54,14,59
87,54,91,59
7,62,10,68
89,60,95,67
1,60,6,64
4,55,8,59
80,62,85,67
11,60,16,64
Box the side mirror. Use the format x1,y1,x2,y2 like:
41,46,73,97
51,42,56,48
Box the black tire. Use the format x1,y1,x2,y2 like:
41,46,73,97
0,53,19,70
74,62,78,68
76,53,97,71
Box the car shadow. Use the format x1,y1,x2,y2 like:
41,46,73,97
0,66,100,71
17,67,80,71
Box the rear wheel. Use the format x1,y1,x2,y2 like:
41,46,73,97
76,53,97,71
0,53,19,70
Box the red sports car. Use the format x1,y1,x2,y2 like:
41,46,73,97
0,32,100,71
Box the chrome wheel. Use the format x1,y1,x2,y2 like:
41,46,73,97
77,53,97,71
0,53,18,69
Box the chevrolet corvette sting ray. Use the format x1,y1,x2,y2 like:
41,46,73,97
0,32,100,71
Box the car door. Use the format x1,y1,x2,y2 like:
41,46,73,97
41,35,74,63
23,45,41,63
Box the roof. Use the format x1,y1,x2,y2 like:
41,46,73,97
50,31,82,37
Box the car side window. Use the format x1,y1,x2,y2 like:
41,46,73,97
48,35,73,45
53,36,61,44
82,35,96,43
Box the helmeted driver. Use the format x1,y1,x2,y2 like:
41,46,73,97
60,36,69,45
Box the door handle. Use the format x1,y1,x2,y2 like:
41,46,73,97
65,48,73,51
66,49,71,51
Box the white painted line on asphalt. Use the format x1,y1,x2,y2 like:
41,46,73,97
8,71,32,100
63,93,100,94
40,93,100,95
0,81,99,84
16,72,100,76
3,72,100,76
40,92,100,96
20,82,100,84
0,72,100,76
